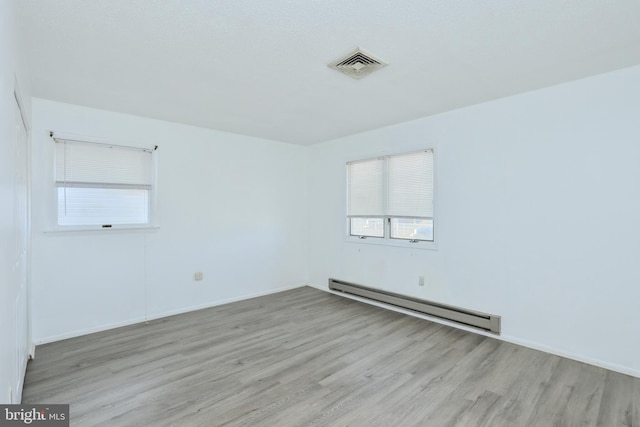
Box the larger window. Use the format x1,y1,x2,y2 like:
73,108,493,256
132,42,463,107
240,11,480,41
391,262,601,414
347,149,434,242
55,138,154,227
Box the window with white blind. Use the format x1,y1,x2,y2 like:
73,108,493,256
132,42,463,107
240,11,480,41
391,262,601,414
54,138,155,227
347,149,434,243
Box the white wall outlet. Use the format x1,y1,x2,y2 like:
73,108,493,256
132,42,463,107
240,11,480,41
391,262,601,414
194,272,203,281
418,276,425,286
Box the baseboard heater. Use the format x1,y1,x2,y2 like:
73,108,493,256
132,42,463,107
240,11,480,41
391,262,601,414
328,278,501,334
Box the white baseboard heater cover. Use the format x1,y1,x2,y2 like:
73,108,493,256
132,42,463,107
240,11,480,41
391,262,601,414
329,278,501,334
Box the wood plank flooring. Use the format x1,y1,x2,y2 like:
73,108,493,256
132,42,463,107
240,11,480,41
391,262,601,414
22,286,639,426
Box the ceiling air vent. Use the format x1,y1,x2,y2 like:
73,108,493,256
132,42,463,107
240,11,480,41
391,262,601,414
328,48,387,79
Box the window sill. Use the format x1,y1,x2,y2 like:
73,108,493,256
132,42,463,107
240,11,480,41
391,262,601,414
344,236,438,251
44,226,159,235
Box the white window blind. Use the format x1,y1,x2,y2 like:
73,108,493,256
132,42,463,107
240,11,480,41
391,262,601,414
55,141,152,186
388,150,433,218
55,139,153,226
347,157,384,217
347,149,434,242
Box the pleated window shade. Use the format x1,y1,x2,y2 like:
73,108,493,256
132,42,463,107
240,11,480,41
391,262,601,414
55,139,153,226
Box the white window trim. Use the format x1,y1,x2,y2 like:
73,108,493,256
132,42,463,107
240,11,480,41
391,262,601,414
343,146,438,251
344,233,438,250
44,226,160,236
46,131,159,233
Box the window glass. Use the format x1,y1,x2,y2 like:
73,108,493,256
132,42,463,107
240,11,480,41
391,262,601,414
350,217,384,238
57,187,149,226
390,218,433,241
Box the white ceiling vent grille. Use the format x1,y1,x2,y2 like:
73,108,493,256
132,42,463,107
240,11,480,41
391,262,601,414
328,48,387,80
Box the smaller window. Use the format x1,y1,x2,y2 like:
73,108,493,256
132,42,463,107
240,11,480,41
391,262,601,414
350,217,384,238
54,138,154,227
390,218,433,241
347,149,434,243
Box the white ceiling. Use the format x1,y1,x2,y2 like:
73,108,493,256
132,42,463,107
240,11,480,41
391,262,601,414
16,0,640,145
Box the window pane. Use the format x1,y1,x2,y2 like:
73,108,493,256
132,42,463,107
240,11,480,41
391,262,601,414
58,187,149,226
350,217,384,238
390,218,433,241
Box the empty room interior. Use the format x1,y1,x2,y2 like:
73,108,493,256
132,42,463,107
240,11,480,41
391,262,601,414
2,1,640,425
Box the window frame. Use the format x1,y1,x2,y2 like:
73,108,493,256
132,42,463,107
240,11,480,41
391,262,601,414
49,132,159,232
345,148,437,250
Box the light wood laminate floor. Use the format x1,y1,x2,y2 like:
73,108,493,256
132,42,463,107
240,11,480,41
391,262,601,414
23,287,639,426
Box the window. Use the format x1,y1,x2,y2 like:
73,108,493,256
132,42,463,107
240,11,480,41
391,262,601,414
347,149,434,242
54,138,154,227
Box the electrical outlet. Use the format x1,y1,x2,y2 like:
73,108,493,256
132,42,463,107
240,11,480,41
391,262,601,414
194,272,203,281
418,276,425,286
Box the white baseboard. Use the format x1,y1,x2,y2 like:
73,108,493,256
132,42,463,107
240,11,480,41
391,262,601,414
33,282,638,380
312,284,640,379
34,316,148,345
34,283,306,345
498,335,640,379
15,352,29,404
144,283,306,322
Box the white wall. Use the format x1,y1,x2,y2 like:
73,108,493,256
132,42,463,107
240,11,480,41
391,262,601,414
30,99,309,343
0,0,32,403
307,64,640,377
24,59,640,379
